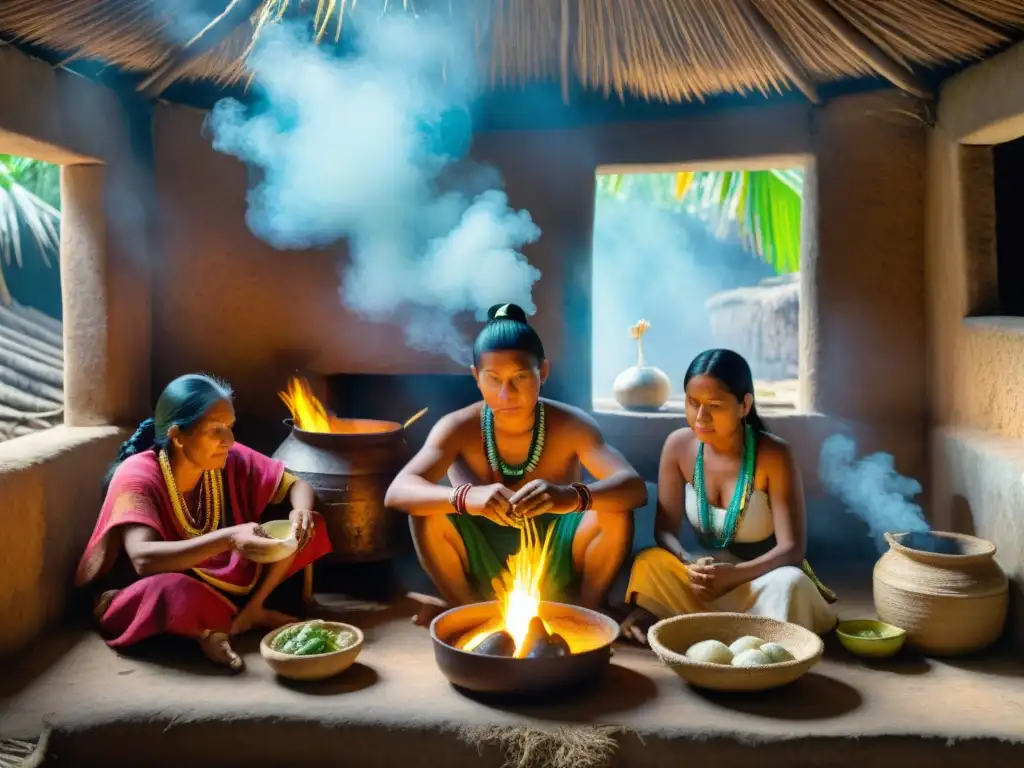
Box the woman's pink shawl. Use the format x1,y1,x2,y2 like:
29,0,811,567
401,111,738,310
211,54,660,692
75,443,287,594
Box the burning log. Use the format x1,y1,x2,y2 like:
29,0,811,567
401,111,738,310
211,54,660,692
471,630,516,658
520,616,571,659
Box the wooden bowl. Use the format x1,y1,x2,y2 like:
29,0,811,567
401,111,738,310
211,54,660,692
648,613,824,692
260,620,364,681
248,519,298,564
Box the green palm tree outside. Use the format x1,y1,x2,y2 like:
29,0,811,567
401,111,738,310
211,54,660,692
595,169,804,275
0,155,61,307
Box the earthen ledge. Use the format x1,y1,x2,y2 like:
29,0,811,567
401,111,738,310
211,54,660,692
962,316,1024,336
0,425,127,473
935,425,1024,472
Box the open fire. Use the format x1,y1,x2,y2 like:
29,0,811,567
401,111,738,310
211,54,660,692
278,376,426,434
453,520,606,659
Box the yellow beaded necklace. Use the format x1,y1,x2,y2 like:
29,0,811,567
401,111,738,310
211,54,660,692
158,449,224,538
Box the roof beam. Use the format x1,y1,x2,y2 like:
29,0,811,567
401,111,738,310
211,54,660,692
740,0,821,104
137,0,264,98
803,0,932,100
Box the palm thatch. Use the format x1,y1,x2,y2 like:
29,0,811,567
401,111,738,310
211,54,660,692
0,1,1023,103
0,301,63,442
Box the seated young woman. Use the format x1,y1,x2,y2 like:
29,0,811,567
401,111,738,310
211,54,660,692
621,349,836,644
75,374,332,672
385,303,648,624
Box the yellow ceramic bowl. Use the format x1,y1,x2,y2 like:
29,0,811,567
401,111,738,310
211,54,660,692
248,519,298,564
836,619,906,658
261,620,364,681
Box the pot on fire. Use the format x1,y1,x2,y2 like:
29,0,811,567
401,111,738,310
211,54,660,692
273,378,413,563
873,531,1008,656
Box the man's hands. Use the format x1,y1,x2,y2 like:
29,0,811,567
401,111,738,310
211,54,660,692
508,480,579,518
462,480,581,526
464,483,517,526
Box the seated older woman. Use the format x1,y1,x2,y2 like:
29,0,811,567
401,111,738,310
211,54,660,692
76,374,332,672
621,349,837,643
386,303,648,624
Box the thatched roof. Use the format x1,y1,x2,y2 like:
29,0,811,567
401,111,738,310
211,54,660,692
0,301,63,442
1,1,1024,103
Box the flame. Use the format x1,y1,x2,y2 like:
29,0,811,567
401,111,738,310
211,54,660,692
461,519,556,658
279,377,334,432
278,376,396,434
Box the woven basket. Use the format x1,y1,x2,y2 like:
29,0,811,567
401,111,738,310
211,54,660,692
873,531,1008,656
648,613,824,692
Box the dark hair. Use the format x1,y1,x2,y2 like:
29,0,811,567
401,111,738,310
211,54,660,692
683,349,768,433
103,374,234,492
472,303,545,366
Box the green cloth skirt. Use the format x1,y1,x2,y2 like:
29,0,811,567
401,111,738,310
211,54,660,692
450,512,584,601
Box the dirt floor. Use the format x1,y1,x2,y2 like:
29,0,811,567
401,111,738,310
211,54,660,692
2,588,1023,768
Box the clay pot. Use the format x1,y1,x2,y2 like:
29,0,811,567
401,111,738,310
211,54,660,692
613,366,671,411
873,531,1008,656
272,419,408,563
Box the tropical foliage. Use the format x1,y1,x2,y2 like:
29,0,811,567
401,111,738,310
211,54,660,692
595,169,804,275
0,155,61,307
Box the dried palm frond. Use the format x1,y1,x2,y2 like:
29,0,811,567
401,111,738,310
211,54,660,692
0,0,1021,101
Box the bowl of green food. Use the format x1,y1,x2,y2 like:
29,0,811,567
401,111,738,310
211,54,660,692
260,620,364,681
835,619,906,659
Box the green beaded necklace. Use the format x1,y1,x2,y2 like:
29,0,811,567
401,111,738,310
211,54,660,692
482,402,546,480
694,423,756,549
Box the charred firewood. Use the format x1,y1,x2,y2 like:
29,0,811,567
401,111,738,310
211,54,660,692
471,630,516,657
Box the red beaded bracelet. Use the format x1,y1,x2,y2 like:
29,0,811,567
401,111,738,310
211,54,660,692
570,482,592,512
450,483,472,516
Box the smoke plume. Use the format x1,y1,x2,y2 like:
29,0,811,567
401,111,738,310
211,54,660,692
818,433,930,551
204,10,541,363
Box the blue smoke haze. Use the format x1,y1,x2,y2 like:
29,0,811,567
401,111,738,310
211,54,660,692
818,433,930,552
204,10,542,363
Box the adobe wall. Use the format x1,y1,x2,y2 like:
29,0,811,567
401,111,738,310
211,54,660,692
926,41,1024,648
152,92,927,506
0,47,151,655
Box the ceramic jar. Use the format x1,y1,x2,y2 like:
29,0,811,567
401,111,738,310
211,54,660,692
873,531,1008,656
612,365,672,411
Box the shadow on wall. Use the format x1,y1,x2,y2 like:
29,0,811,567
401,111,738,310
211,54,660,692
591,196,778,397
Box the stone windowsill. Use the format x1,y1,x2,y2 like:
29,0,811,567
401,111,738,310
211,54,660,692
592,397,802,420
962,316,1024,335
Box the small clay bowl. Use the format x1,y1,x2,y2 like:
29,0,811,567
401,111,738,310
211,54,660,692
835,619,906,658
247,519,298,564
260,620,364,681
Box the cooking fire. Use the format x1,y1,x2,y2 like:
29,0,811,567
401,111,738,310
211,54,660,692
454,520,603,659
278,376,427,434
